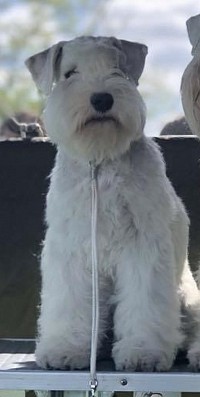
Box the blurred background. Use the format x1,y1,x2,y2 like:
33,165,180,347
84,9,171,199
0,0,199,136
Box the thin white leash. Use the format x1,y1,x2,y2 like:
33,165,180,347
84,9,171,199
89,161,100,396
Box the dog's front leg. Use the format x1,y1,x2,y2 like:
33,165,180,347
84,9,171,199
112,233,183,371
35,246,96,370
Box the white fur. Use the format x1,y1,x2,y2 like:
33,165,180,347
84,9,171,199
43,41,146,163
26,37,200,371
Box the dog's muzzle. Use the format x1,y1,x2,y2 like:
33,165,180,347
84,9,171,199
84,115,118,127
90,92,114,113
84,92,119,127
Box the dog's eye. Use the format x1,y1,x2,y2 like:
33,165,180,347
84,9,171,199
64,70,77,79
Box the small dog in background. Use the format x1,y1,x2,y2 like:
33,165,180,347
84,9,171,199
0,112,46,140
26,36,200,371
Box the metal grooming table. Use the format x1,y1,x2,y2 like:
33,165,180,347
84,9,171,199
0,339,200,393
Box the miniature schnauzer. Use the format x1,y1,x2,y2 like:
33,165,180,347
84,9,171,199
26,36,200,371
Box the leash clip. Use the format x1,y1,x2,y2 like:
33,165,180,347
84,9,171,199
89,378,98,397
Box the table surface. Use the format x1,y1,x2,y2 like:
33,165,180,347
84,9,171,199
0,339,200,392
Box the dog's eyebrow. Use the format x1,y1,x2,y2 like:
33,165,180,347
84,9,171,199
64,64,77,71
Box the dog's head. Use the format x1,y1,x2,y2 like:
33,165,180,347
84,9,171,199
26,36,147,162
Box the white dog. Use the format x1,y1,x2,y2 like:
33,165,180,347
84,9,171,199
26,36,200,371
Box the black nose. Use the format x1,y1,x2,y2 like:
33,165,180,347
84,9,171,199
90,92,114,113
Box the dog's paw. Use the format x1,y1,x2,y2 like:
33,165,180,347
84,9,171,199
112,339,175,371
188,342,200,370
35,343,90,370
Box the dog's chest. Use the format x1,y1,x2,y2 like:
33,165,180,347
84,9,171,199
49,162,131,272
68,169,125,238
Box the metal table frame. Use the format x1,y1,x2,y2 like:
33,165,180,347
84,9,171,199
1,340,200,393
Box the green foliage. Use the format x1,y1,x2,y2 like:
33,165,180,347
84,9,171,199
0,76,43,120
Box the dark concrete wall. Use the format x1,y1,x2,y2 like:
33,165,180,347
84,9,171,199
157,136,200,273
0,137,200,338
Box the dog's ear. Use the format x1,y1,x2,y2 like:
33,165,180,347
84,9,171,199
120,40,148,85
25,42,65,95
186,14,200,55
